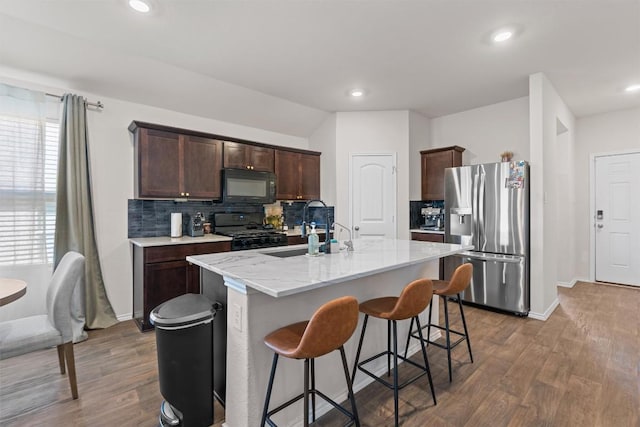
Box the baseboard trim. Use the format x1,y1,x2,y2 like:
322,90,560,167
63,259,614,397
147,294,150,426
557,277,590,288
116,313,133,322
528,297,560,321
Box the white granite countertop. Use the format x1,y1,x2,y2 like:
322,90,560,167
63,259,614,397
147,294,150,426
410,228,445,235
187,238,470,297
129,234,233,247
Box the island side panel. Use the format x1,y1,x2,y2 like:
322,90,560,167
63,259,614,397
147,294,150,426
223,260,439,427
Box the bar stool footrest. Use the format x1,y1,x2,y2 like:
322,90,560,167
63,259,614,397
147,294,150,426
412,324,468,350
356,350,429,391
265,388,357,427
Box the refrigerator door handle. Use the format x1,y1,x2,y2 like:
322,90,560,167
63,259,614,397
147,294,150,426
478,173,486,250
472,172,480,249
456,251,524,264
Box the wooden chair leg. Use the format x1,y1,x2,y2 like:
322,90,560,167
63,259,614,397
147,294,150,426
63,342,78,399
56,344,66,374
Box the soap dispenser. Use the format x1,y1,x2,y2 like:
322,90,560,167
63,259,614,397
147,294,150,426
307,222,319,256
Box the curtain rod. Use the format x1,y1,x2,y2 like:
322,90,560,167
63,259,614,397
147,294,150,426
46,92,104,109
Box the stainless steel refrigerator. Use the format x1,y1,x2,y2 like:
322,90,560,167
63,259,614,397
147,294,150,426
444,161,530,315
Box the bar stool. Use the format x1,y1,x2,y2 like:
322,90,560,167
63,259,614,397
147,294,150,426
260,296,360,427
351,279,436,427
405,263,473,382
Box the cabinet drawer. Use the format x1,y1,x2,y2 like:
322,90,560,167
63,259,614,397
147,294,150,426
411,232,444,243
144,241,231,263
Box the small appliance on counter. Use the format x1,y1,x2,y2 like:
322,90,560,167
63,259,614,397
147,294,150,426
420,206,444,231
188,212,204,237
170,213,183,238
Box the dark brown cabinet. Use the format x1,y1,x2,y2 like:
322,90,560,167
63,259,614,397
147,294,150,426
420,146,464,201
132,125,223,199
223,141,274,172
132,241,231,331
275,150,320,200
411,232,445,279
287,233,326,246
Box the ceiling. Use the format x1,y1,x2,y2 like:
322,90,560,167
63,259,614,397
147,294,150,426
0,1,638,137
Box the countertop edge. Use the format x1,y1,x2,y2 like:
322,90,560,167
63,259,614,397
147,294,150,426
130,235,233,247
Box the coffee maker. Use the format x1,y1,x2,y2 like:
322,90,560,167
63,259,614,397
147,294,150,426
188,212,204,237
420,207,444,230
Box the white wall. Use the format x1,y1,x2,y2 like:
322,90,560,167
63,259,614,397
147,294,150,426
335,111,411,239
309,113,337,205
408,111,431,200
575,107,640,279
430,96,530,165
0,72,309,321
529,73,576,319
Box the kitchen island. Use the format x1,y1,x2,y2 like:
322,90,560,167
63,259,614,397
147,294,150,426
187,238,469,427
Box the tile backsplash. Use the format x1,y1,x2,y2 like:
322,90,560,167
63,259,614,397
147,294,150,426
128,200,335,238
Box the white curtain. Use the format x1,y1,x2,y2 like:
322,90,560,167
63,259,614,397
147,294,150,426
0,83,60,322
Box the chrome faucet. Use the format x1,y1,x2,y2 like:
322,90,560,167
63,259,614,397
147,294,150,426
332,222,354,251
300,200,332,253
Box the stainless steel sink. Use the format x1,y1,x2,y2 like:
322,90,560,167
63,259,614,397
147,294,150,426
261,248,309,258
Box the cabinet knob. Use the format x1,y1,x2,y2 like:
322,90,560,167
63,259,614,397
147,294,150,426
185,192,190,197
180,192,185,196
246,165,250,169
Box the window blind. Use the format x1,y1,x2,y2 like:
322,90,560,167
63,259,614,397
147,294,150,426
0,116,59,265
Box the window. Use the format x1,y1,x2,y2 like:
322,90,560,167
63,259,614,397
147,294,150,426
0,92,59,265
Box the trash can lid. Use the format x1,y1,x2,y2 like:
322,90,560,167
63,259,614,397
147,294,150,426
150,293,214,328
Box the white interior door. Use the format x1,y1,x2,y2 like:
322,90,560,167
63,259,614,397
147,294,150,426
595,153,640,286
350,153,396,239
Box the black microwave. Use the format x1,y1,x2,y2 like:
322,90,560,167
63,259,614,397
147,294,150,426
222,168,277,204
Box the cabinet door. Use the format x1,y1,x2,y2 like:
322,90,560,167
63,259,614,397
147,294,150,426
248,146,275,172
138,128,181,198
183,135,222,199
223,141,248,170
142,260,189,330
421,147,463,201
275,150,301,200
299,153,320,200
422,150,451,200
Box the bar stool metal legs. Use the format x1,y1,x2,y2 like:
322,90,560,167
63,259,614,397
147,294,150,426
406,293,473,382
352,314,436,427
261,346,359,426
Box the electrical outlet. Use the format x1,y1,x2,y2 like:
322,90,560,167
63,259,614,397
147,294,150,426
232,303,242,332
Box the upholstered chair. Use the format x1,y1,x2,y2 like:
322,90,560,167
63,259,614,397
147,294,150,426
0,251,85,399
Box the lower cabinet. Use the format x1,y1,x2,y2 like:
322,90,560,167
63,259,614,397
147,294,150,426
411,232,445,280
287,234,326,246
133,241,231,331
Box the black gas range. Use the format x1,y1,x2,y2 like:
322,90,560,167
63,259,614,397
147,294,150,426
213,212,288,251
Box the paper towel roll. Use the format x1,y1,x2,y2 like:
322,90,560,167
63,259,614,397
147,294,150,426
171,213,182,237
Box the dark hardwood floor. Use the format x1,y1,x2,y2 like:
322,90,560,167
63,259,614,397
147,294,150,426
1,281,638,426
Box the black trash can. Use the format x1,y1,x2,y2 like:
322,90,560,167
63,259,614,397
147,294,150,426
150,293,220,427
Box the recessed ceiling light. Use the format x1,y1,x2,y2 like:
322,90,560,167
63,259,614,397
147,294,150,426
624,84,640,92
493,30,513,43
349,89,365,98
129,0,151,13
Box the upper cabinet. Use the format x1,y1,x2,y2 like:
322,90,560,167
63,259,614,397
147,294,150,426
223,141,274,172
421,146,464,200
132,124,223,199
275,150,320,200
129,121,321,201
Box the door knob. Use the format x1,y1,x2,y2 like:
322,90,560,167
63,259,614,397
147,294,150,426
597,224,604,229
354,226,360,231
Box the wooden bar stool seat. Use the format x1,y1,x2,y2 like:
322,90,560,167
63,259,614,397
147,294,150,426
351,279,437,427
405,263,474,382
261,296,360,427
